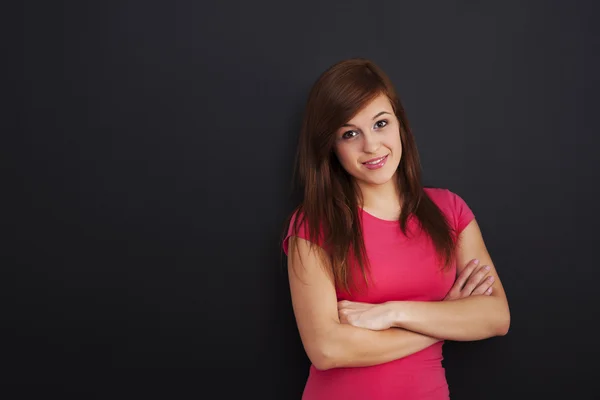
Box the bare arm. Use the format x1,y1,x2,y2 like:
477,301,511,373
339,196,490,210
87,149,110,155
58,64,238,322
287,236,438,370
388,219,511,341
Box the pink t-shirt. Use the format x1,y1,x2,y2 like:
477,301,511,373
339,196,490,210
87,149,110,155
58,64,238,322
283,188,475,400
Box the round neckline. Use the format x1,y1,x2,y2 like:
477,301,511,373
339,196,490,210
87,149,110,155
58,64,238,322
360,207,402,226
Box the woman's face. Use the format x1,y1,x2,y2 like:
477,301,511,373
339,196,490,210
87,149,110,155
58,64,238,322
333,93,402,188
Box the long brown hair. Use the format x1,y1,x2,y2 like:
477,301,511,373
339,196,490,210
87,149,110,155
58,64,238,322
285,58,456,295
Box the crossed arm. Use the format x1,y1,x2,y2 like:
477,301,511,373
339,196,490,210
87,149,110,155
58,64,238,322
287,219,510,370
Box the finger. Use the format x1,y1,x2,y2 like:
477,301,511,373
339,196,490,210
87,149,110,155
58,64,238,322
454,259,481,291
338,308,351,323
338,300,355,311
462,265,492,295
338,300,361,307
475,286,494,297
339,310,357,326
445,277,465,300
338,300,372,311
445,278,465,300
471,275,495,295
342,300,371,307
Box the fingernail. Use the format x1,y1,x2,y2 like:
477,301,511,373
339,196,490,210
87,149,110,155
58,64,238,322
473,259,480,265
484,265,491,271
488,276,495,282
486,288,492,294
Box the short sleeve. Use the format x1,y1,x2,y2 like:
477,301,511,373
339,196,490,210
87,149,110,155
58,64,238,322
449,190,475,233
282,210,325,255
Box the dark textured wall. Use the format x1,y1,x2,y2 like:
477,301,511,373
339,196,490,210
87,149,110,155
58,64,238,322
8,1,599,398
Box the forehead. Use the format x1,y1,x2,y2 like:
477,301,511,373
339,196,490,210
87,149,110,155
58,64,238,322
346,94,393,124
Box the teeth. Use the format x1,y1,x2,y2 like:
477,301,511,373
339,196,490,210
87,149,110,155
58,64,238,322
365,156,385,165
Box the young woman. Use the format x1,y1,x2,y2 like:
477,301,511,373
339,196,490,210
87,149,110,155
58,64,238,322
282,58,510,399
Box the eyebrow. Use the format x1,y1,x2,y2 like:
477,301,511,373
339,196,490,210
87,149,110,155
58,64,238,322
342,111,391,127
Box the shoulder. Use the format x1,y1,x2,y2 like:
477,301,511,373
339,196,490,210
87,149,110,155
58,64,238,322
282,206,326,255
423,187,456,207
423,187,450,202
423,187,475,233
423,186,466,206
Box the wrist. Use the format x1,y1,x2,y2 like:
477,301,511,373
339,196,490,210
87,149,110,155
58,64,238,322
384,301,406,328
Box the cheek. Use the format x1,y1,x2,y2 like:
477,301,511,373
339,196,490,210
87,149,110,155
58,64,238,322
334,144,357,167
387,130,402,152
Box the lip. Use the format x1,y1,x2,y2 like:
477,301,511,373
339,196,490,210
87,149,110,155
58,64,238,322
362,155,389,164
362,154,389,170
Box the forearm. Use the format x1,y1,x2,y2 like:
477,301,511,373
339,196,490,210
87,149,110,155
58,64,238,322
319,323,439,370
389,296,510,341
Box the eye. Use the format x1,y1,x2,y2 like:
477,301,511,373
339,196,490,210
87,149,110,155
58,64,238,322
341,130,359,140
374,120,388,129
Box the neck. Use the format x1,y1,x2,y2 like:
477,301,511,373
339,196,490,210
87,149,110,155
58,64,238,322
356,175,403,217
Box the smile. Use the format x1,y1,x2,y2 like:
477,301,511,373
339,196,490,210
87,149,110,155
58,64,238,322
362,155,388,165
362,155,389,170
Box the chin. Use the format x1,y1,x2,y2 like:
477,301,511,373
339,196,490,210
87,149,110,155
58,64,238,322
357,171,397,186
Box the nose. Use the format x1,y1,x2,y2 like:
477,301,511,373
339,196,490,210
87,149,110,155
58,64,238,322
362,131,380,154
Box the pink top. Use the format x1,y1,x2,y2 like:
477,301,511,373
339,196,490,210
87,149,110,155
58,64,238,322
283,188,475,400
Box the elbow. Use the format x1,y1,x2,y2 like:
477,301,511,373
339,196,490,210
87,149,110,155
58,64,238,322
494,309,511,337
309,344,338,371
311,355,334,371
498,317,511,336
307,337,343,371
494,322,510,337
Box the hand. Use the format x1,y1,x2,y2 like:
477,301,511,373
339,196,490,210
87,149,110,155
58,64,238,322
337,300,394,331
444,258,494,301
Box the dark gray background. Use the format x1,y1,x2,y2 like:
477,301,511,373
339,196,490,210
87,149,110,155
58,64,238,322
8,0,599,399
